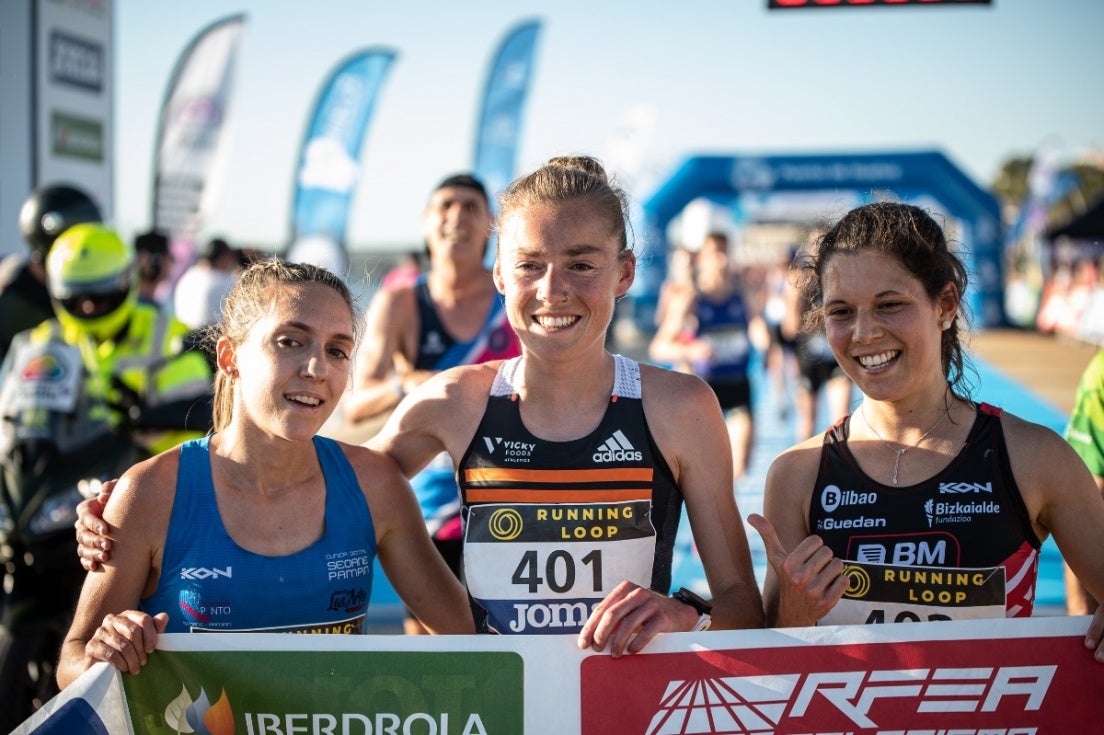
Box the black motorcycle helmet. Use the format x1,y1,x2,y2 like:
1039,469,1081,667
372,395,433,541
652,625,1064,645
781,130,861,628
18,184,103,261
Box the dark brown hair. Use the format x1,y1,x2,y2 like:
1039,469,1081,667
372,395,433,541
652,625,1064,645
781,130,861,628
794,201,972,395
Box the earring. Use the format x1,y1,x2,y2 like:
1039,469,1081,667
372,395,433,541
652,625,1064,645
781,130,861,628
941,320,951,330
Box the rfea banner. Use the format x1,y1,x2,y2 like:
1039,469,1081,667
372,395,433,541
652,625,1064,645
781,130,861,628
12,616,1102,734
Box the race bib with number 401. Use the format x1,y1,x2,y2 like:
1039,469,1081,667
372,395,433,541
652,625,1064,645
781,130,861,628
464,500,657,635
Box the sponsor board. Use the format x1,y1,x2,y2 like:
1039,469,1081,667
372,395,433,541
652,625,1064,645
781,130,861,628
51,110,104,161
13,617,1101,734
582,619,1100,734
124,649,523,735
49,30,104,92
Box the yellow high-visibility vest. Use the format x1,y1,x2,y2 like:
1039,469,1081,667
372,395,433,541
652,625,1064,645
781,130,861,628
33,303,212,453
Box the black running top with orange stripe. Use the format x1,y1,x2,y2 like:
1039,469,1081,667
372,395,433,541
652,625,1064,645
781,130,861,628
809,402,1042,626
457,354,684,635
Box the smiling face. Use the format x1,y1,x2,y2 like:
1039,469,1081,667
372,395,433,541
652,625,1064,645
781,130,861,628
423,184,493,267
821,250,957,403
218,282,355,441
493,200,634,363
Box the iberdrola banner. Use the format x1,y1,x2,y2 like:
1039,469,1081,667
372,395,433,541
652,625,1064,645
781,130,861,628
13,616,1103,734
285,49,397,278
472,19,542,205
150,14,245,243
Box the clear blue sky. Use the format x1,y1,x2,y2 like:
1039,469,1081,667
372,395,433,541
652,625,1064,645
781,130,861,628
114,0,1103,251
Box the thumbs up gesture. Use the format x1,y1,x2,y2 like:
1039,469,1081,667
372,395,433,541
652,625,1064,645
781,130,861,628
748,513,850,627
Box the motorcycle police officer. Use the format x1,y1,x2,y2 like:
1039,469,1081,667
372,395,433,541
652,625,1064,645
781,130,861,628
0,185,103,363
0,223,212,729
35,223,214,452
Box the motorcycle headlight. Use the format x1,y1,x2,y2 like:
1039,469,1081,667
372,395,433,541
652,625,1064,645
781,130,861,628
26,484,86,536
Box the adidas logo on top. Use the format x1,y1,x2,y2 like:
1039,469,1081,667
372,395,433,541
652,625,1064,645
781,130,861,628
593,430,643,463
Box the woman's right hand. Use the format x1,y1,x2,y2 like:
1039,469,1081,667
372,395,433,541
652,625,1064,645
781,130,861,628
748,513,849,627
85,611,169,675
75,480,116,571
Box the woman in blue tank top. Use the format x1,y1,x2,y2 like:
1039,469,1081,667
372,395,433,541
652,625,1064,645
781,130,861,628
58,260,472,688
73,159,768,658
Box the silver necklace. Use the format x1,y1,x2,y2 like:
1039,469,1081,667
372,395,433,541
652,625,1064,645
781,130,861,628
860,402,952,485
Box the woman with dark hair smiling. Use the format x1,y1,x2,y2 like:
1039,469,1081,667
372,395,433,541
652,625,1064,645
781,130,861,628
748,202,1104,664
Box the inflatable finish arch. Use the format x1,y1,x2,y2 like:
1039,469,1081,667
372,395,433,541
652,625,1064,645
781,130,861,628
638,151,1004,327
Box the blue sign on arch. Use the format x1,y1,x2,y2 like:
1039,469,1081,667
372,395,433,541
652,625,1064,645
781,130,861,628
637,150,1004,327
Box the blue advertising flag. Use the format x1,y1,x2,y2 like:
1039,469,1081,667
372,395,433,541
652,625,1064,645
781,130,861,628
287,49,397,277
473,20,542,205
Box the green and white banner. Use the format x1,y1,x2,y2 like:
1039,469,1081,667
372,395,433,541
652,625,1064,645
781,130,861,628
13,616,1104,734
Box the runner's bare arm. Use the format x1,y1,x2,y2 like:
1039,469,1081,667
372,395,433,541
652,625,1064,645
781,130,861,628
59,455,176,687
367,363,495,479
577,368,764,657
344,443,474,634
650,368,764,631
753,440,848,628
1002,413,1104,661
344,286,414,423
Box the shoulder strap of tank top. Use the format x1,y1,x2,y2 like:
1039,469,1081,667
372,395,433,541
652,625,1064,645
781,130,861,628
489,356,522,397
611,354,641,399
414,275,438,331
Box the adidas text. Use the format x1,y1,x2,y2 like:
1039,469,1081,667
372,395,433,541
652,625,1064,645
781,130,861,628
593,448,643,462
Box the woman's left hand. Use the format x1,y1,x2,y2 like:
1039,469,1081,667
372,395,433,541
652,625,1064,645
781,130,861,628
577,580,700,658
85,610,169,675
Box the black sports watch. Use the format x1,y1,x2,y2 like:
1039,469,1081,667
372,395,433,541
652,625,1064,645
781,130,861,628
672,587,713,615
672,587,713,631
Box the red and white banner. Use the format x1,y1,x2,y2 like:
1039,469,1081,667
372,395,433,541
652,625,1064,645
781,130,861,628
14,615,1101,734
584,616,1099,734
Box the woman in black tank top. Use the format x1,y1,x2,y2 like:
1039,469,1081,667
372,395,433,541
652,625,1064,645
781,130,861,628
748,203,1104,663
371,156,766,655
